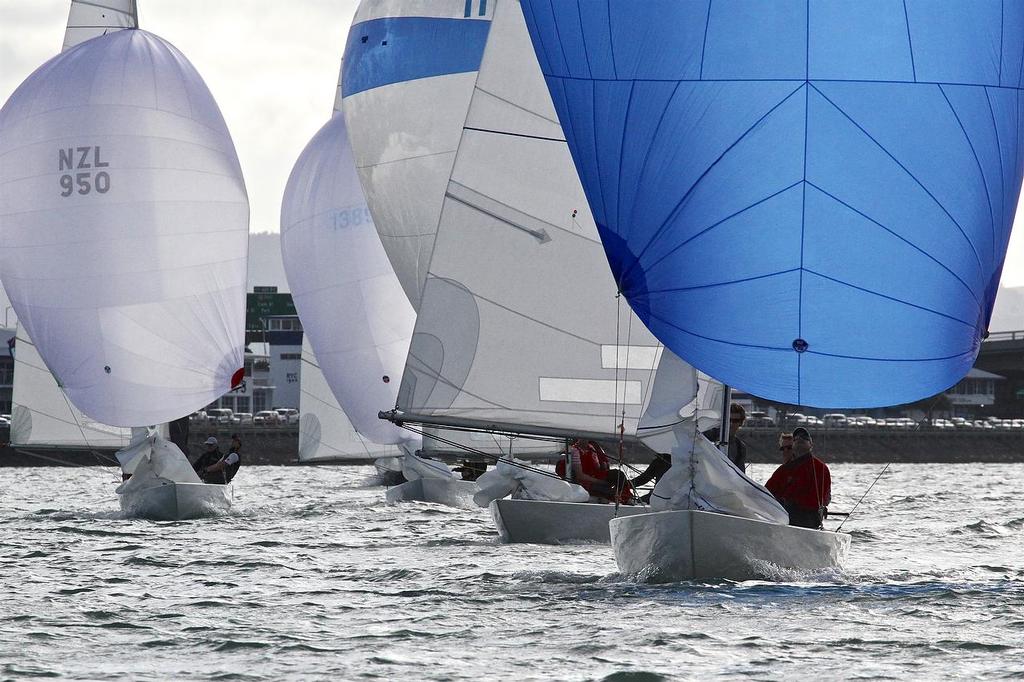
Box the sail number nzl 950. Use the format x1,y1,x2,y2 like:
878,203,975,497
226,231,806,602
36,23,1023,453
58,146,110,197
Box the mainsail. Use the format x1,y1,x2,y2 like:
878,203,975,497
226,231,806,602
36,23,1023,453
62,0,137,52
0,28,248,427
297,338,404,462
280,92,415,447
351,0,695,441
10,325,131,449
520,3,1024,408
341,0,494,309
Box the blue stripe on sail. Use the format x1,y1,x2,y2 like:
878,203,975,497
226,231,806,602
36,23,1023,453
342,17,491,98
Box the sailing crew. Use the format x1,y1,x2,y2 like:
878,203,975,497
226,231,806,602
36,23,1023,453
454,460,487,481
630,452,671,503
778,432,794,463
765,427,831,529
557,440,635,504
201,433,242,484
703,403,748,471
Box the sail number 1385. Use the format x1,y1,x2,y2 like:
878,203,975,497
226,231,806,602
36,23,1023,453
58,146,110,197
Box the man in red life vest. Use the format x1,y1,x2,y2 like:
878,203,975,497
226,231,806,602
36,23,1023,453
765,427,831,529
556,440,634,505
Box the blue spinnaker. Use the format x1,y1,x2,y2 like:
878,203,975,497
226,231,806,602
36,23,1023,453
520,1,1024,407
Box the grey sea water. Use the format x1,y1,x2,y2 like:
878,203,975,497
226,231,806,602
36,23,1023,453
1,462,1022,681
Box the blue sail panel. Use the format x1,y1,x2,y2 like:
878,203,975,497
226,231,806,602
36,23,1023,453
341,16,490,97
520,1,1024,407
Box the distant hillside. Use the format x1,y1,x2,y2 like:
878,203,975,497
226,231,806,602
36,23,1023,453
248,232,288,292
990,285,1024,332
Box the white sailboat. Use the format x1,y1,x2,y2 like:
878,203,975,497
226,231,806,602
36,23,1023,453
0,2,249,519
297,337,403,464
10,324,133,453
518,2,1024,579
280,60,426,493
341,0,771,539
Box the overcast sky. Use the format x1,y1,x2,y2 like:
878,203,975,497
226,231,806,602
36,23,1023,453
3,0,1024,289
0,0,361,233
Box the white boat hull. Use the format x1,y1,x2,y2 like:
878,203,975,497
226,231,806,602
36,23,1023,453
385,478,478,507
490,499,648,544
119,481,231,520
610,510,851,582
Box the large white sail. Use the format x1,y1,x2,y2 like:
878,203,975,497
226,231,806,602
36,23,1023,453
298,338,404,462
10,325,131,449
0,29,249,428
62,0,138,52
391,0,694,440
341,0,493,309
281,104,414,447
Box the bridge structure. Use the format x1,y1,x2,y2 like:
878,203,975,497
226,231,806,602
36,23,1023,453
976,330,1024,417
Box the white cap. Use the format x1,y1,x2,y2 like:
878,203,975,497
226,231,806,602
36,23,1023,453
204,436,218,446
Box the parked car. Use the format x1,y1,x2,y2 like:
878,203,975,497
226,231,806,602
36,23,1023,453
822,413,847,427
205,408,234,424
254,410,280,425
275,408,299,425
189,410,207,423
0,417,10,427
746,411,775,427
233,412,254,425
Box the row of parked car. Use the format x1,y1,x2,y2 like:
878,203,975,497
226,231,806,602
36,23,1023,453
189,408,299,426
745,411,1024,430
928,417,1024,431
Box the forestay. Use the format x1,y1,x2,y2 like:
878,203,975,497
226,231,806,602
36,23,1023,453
62,0,137,52
297,338,407,462
281,97,415,447
520,2,1024,408
0,29,249,427
392,0,694,440
341,0,494,309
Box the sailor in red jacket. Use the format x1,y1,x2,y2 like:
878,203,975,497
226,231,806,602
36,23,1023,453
765,427,831,529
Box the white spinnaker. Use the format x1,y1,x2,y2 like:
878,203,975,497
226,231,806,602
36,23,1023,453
62,0,138,52
10,325,131,449
0,29,249,427
281,109,415,446
298,338,406,462
341,1,493,309
396,0,693,439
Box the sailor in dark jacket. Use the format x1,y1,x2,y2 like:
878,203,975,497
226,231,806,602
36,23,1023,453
201,434,242,484
703,403,748,472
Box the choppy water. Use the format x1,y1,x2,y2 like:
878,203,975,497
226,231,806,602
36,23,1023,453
1,463,1022,680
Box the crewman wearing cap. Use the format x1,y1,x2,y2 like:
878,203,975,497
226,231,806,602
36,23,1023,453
764,427,831,529
192,436,224,483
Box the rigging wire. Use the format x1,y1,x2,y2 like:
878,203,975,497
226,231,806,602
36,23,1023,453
836,462,890,532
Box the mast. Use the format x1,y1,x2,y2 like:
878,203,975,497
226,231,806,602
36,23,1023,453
717,385,732,457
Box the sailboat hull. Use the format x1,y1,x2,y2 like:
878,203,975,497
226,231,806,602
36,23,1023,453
610,510,851,582
385,479,478,508
490,499,648,544
119,481,231,520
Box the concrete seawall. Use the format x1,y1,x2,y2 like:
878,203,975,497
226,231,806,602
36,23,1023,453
740,427,1024,464
2,425,1023,466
